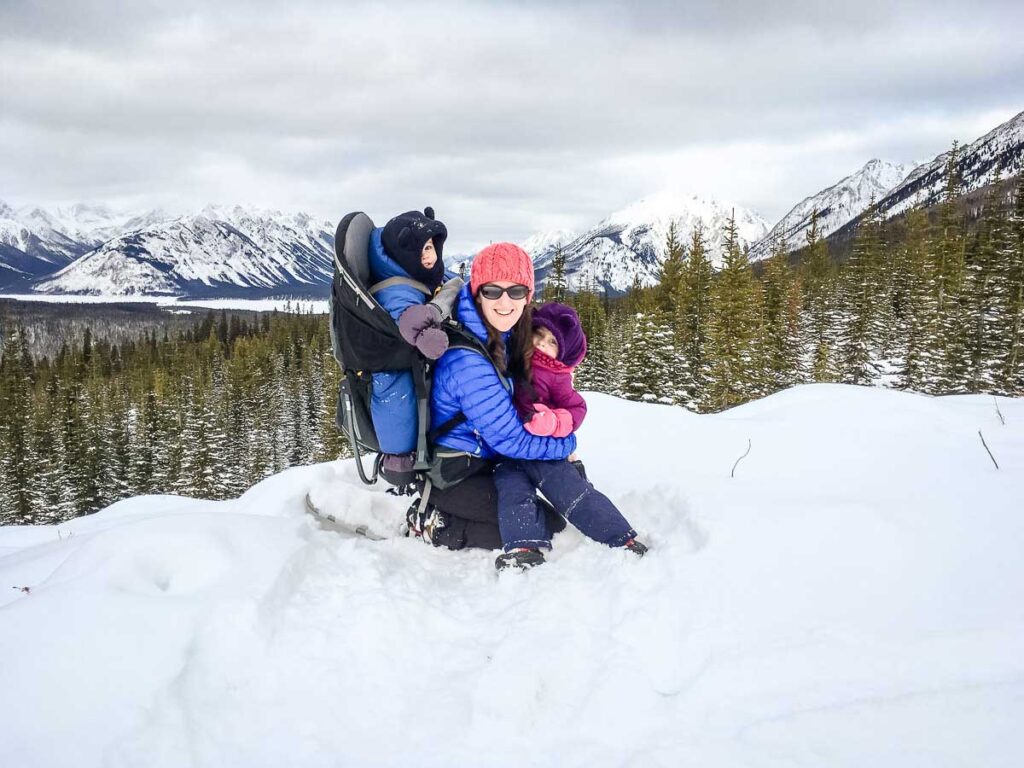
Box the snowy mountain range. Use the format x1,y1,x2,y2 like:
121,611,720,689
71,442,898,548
2,203,335,298
749,159,914,260
459,191,772,295
1,202,172,291
4,110,1021,299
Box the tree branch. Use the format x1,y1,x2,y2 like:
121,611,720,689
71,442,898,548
978,430,999,470
731,438,752,478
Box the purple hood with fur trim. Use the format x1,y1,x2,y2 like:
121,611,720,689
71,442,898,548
532,302,587,367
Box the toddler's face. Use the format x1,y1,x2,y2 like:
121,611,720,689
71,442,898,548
420,239,437,269
533,326,559,359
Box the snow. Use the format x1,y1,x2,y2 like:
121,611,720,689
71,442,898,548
2,386,1023,767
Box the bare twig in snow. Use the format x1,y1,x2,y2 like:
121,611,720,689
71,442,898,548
993,396,1005,426
979,430,999,470
731,439,752,478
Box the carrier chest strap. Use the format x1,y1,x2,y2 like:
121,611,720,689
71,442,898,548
369,276,432,298
428,413,467,443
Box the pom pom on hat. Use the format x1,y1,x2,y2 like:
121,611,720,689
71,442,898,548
470,242,535,301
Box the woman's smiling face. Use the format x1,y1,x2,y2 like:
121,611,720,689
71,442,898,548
478,281,528,332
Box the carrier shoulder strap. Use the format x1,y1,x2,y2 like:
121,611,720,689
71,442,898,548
446,321,513,394
425,321,513,444
369,276,432,298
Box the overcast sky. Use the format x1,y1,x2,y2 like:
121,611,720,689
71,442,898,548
2,0,1022,253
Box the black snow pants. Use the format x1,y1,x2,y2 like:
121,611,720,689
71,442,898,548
422,458,566,551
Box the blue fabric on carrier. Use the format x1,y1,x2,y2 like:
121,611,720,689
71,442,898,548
367,227,433,454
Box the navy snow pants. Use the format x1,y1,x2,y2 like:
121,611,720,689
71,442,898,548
494,459,636,552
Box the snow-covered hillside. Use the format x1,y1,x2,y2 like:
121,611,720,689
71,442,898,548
2,385,1021,767
751,159,913,259
35,206,335,298
481,191,770,295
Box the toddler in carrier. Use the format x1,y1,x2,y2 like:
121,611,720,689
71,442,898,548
493,302,648,570
366,208,462,478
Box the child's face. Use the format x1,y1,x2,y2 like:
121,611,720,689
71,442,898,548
420,239,437,269
533,326,559,360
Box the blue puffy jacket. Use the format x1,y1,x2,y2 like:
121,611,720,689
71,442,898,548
367,227,434,454
431,284,577,460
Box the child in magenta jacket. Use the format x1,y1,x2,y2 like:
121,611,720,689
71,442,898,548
494,302,648,570
512,302,588,438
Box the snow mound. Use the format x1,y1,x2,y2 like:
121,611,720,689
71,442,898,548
1,385,1023,767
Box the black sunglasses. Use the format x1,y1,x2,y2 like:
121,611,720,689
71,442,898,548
478,283,530,300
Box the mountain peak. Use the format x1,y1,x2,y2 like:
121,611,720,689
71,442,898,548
871,108,1024,219
752,158,913,257
518,191,769,293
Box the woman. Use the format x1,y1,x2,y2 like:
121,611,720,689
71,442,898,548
405,242,575,550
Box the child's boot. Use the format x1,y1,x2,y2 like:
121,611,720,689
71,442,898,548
623,538,648,557
495,548,546,571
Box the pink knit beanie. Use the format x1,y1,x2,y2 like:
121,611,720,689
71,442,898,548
470,242,535,301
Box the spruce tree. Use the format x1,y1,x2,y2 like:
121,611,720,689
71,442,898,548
838,201,886,385
678,223,714,408
543,245,568,303
657,222,686,317
760,248,802,393
568,287,609,394
28,378,65,524
932,142,969,392
998,180,1024,393
800,209,837,382
0,323,35,523
706,212,761,410
962,179,1007,392
894,205,938,392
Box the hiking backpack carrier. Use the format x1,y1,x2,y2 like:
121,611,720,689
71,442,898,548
329,212,504,488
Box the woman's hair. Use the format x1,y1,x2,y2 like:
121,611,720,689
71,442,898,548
474,296,534,386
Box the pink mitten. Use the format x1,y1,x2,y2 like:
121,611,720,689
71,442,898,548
523,403,558,436
551,408,574,438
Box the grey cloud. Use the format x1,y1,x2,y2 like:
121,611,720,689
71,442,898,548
2,0,1022,251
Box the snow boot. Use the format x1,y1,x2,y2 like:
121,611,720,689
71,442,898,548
405,500,447,545
623,538,648,557
495,547,546,572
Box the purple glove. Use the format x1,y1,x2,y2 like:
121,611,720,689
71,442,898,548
398,304,449,359
415,326,449,360
399,304,442,345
